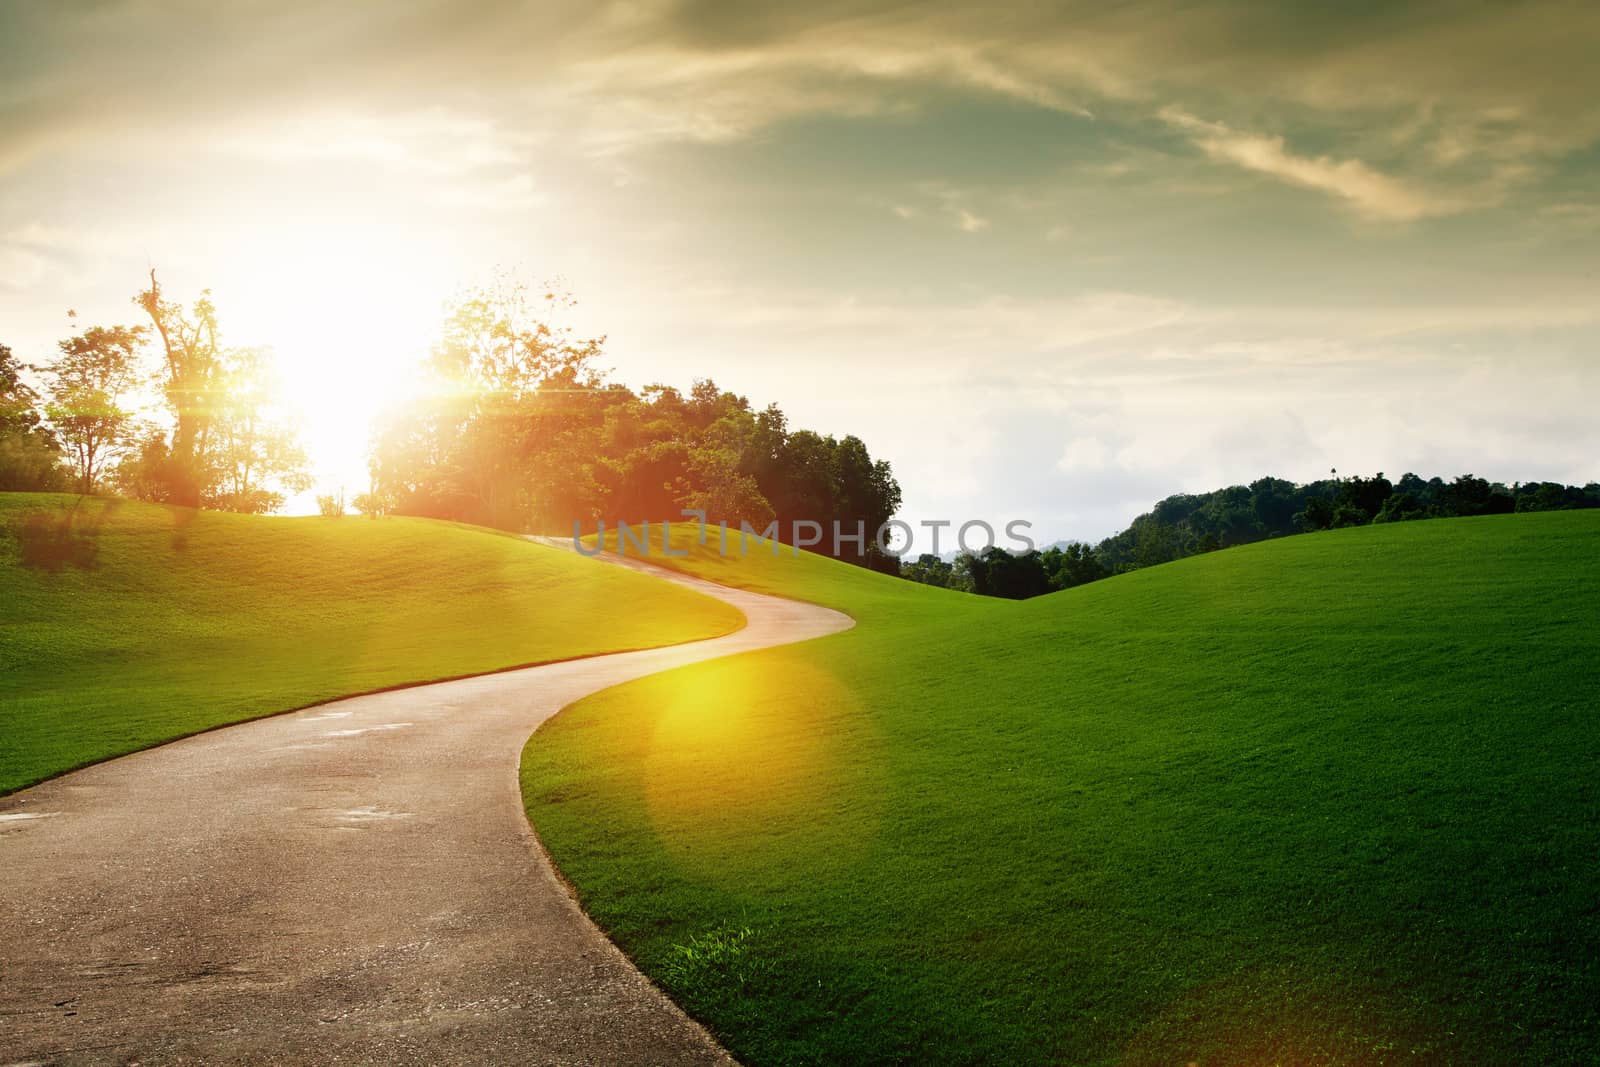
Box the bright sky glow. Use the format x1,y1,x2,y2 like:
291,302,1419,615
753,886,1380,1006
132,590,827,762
3,2,1596,536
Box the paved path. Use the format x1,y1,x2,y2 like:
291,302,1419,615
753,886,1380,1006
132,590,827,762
0,547,851,1065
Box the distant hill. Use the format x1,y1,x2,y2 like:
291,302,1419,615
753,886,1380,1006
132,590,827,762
1092,471,1599,572
906,472,1600,597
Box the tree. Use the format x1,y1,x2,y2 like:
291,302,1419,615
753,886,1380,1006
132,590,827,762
109,429,177,503
1041,541,1108,590
1336,472,1394,521
1,342,68,491
205,347,312,513
45,325,144,494
375,279,608,529
902,552,959,589
964,546,1051,599
684,406,774,527
126,275,310,514
136,270,223,507
1295,495,1336,532
1374,492,1426,523
368,281,903,568
1515,481,1581,513
352,488,395,517
767,429,837,530
1249,477,1298,533
831,434,903,571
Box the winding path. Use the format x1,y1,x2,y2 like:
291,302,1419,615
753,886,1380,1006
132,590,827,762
0,547,852,1065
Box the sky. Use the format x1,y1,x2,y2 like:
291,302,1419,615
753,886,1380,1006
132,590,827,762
2,0,1597,542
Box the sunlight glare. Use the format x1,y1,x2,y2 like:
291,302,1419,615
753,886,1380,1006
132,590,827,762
218,222,452,511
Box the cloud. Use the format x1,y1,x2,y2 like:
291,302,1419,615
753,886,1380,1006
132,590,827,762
1057,435,1116,471
580,1,1600,173
2,0,1597,542
669,281,1600,540
956,210,989,234
888,183,995,233
5,1,1599,182
1158,108,1474,221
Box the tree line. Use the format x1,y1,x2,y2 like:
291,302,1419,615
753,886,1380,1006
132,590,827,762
14,271,1584,593
367,281,904,570
0,272,311,514
3,275,904,571
902,472,1600,599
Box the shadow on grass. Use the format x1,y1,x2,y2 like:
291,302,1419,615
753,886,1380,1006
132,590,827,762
14,496,121,572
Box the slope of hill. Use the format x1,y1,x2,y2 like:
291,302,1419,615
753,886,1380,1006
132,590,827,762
524,512,1600,1065
0,493,742,795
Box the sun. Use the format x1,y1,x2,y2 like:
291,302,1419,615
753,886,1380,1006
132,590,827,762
215,224,455,509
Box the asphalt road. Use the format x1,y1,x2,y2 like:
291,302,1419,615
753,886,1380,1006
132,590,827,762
0,548,852,1065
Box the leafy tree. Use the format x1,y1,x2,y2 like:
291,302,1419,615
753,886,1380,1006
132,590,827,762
1513,481,1600,512
684,404,775,529
371,286,903,570
373,279,607,529
45,324,145,494
1249,476,1298,532
1295,495,1335,532
352,488,394,517
964,546,1051,600
901,552,960,589
1,342,68,491
136,271,223,508
1435,474,1514,517
119,276,311,514
1338,472,1394,521
109,429,177,503
828,435,903,571
205,348,312,513
1374,492,1426,523
769,429,838,533
1041,541,1109,590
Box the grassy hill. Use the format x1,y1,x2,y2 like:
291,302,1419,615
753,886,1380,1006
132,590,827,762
0,493,742,795
523,512,1600,1065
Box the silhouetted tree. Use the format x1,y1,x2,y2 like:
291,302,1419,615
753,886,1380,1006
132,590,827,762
136,271,223,507
45,324,145,494
109,430,176,503
1339,472,1394,521
965,546,1051,599
1436,474,1514,517
206,347,312,513
1,342,68,491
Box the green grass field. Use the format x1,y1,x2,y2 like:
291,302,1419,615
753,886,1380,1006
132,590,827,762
523,512,1600,1065
0,493,742,796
